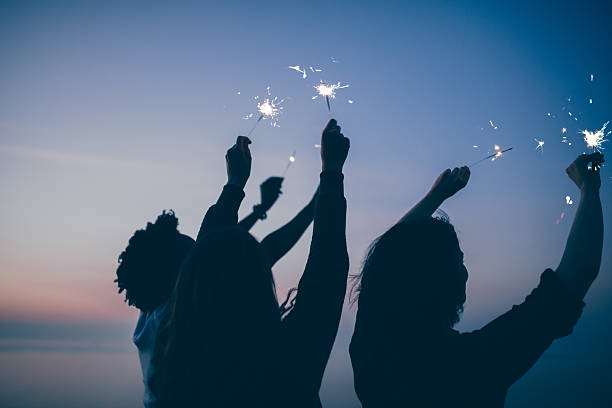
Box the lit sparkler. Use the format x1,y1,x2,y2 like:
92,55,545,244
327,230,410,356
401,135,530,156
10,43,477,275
580,121,610,151
534,139,545,152
245,87,285,136
314,81,349,111
469,146,513,167
282,150,297,176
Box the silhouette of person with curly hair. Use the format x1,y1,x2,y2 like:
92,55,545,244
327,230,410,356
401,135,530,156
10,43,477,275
116,168,318,407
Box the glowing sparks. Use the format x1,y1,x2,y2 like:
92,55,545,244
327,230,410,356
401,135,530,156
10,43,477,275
590,73,594,82
314,81,349,111
282,150,297,176
289,65,307,79
580,121,610,151
565,195,573,205
489,120,499,130
469,146,513,167
245,87,285,136
534,139,545,151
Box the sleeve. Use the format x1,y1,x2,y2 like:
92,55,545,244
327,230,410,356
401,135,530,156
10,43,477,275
195,184,245,243
280,171,349,397
457,269,585,390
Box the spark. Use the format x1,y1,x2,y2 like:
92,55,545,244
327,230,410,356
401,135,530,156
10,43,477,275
473,145,479,148
534,139,545,151
245,87,285,136
568,111,573,117
589,98,593,104
562,128,567,134
348,99,354,104
331,56,339,63
289,65,307,79
282,150,297,176
546,112,552,117
489,120,498,130
314,81,349,111
580,121,610,151
565,195,573,205
314,144,321,148
309,66,323,72
590,73,594,82
469,146,513,167
237,91,241,95
568,97,572,102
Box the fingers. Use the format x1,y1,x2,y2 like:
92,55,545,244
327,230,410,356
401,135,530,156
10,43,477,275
323,118,338,133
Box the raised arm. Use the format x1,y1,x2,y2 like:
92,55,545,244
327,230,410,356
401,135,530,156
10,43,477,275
260,188,317,268
281,119,350,397
398,166,470,223
555,152,605,300
196,136,252,242
238,177,284,231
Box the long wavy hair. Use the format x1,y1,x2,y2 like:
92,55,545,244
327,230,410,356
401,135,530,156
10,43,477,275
352,217,468,331
149,227,283,407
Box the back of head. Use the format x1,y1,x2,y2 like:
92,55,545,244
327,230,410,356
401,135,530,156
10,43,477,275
115,210,195,312
150,227,281,407
354,217,467,334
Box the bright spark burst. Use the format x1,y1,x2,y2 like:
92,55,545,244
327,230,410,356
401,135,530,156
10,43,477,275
489,120,498,130
535,139,545,151
244,87,285,135
565,195,573,205
314,81,349,99
289,65,307,79
580,121,610,151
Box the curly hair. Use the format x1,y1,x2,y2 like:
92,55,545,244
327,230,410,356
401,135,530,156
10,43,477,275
115,210,195,312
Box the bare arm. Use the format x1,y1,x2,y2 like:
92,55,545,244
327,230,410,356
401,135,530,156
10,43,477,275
260,188,317,268
398,166,470,223
238,177,284,231
556,153,605,300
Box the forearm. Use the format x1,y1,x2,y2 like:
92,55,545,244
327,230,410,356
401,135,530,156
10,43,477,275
196,184,245,242
260,199,315,268
237,211,260,232
398,191,445,223
556,189,603,300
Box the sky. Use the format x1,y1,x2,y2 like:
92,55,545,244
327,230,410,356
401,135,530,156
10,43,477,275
0,0,611,406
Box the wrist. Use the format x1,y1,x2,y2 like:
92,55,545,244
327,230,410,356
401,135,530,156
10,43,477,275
227,178,247,189
253,204,267,220
322,163,343,173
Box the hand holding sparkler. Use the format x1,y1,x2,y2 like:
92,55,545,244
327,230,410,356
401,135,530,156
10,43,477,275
321,119,350,172
254,177,284,218
429,167,471,201
226,136,252,189
566,152,604,193
398,166,470,222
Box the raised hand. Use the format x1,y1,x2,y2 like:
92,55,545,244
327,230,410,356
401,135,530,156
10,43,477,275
429,166,471,201
321,119,350,172
226,136,252,189
259,177,284,212
566,152,604,193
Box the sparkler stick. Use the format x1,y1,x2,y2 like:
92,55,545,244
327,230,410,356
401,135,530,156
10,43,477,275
282,151,296,177
247,114,264,137
469,147,513,168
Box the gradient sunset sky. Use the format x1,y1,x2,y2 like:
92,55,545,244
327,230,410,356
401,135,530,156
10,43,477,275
1,1,611,406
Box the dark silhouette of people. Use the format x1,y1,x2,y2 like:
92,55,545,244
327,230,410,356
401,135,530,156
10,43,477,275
350,153,605,407
149,119,350,407
116,172,318,407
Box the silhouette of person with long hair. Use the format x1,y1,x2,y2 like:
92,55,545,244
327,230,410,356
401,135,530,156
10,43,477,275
350,153,605,407
116,173,318,407
149,119,350,407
